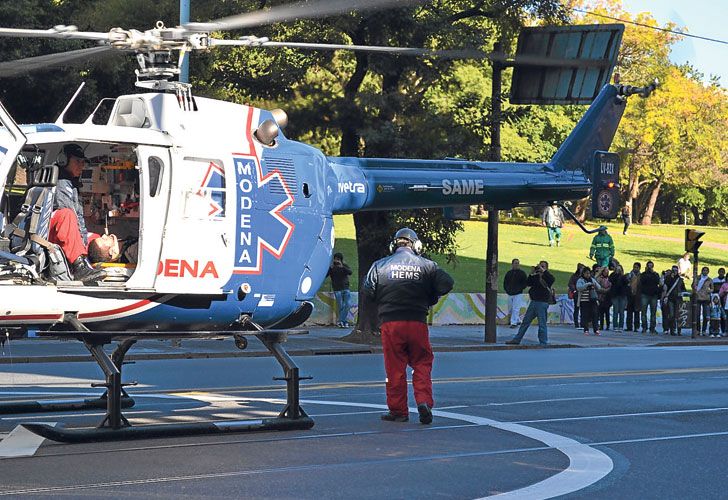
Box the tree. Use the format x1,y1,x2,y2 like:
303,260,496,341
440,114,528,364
574,0,728,225
572,0,678,222
333,1,569,341
0,0,180,122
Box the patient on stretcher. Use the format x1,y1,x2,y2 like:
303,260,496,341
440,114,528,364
88,233,138,265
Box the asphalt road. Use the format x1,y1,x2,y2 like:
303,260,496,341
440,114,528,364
1,346,728,498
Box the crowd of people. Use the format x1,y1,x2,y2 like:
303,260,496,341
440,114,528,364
507,257,728,338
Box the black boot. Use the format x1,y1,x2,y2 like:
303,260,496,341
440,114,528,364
71,256,107,284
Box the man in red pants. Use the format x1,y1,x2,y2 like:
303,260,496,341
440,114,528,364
364,228,454,424
48,208,106,283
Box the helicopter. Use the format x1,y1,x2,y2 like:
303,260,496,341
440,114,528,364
0,0,656,442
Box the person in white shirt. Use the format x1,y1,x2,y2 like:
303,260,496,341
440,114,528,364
677,252,692,281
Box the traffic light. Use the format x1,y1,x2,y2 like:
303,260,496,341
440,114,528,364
685,229,705,253
591,151,620,219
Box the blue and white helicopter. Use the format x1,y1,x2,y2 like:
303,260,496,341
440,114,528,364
0,0,655,442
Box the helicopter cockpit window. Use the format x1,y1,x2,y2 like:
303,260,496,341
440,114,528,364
148,156,163,197
89,98,117,125
111,98,149,128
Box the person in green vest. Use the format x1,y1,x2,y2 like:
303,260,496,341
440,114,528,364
589,228,615,268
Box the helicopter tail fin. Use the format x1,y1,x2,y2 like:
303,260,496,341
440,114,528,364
548,84,624,173
549,81,658,173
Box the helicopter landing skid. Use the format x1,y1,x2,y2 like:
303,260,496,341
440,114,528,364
21,317,314,443
0,339,136,415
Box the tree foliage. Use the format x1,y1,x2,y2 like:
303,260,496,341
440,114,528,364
574,0,728,225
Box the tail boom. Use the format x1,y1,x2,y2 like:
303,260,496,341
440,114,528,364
328,158,591,213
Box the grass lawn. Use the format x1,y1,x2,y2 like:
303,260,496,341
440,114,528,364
331,215,728,293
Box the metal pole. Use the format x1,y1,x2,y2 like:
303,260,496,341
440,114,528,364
691,250,699,338
180,0,191,83
485,43,503,344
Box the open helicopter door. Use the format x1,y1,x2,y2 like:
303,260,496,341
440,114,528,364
154,154,235,294
0,101,27,226
120,146,171,290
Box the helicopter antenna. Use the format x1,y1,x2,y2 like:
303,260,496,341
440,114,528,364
55,81,86,125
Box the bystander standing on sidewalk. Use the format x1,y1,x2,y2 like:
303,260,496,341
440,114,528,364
640,261,661,334
712,268,726,294
708,295,725,337
577,267,602,335
327,252,353,328
677,252,692,282
609,265,629,331
568,263,586,330
503,258,528,328
659,269,670,329
712,268,726,335
596,267,612,331
506,261,555,346
694,267,713,335
625,262,642,332
719,281,728,336
662,265,686,336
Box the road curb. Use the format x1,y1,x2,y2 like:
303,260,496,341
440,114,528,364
1,339,726,364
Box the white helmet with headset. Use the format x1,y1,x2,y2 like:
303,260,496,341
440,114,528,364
56,144,86,169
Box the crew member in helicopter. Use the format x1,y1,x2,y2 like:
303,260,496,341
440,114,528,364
48,144,106,283
364,228,454,425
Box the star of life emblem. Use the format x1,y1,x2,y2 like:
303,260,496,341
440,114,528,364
233,155,294,274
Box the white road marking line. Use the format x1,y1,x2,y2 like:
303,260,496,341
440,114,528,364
3,428,728,498
515,406,728,424
475,397,606,407
1,410,159,421
591,430,728,447
16,390,728,497
310,405,468,418
250,394,613,497
517,381,627,388
276,398,613,500
0,394,613,499
0,424,53,458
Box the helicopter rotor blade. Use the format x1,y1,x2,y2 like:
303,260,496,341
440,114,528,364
208,39,611,68
0,26,113,42
185,0,426,33
0,46,116,78
209,38,484,58
0,39,609,81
